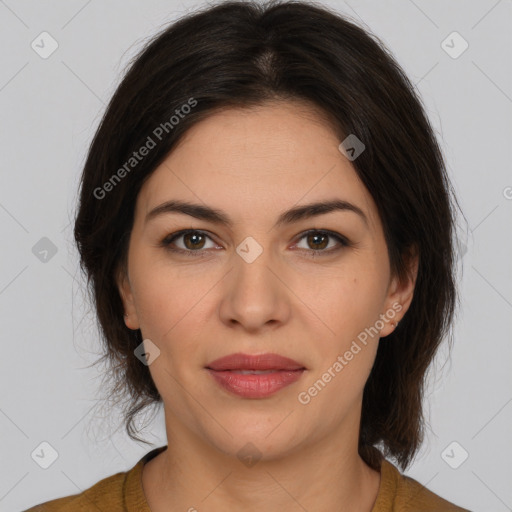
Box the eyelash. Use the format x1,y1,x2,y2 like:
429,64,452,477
160,229,350,258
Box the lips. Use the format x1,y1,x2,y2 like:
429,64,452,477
205,353,306,398
205,352,305,371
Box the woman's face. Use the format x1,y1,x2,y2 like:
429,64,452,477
118,101,416,461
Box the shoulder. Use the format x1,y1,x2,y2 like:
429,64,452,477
23,446,167,512
376,458,472,512
23,468,129,511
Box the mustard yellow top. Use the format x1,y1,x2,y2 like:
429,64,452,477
24,445,471,511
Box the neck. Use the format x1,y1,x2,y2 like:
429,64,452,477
142,411,381,512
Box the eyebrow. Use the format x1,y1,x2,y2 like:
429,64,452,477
145,198,368,228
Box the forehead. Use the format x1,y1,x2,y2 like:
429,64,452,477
137,102,379,231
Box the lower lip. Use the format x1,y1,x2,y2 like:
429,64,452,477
206,369,305,398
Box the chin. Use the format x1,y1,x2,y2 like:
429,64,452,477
201,418,307,464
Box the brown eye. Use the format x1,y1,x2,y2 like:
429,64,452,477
161,229,218,255
182,232,206,250
306,232,329,250
294,230,349,256
161,229,349,258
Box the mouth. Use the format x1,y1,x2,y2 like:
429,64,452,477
205,353,306,398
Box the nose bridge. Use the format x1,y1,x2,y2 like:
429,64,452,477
221,234,288,329
233,234,277,296
234,241,275,292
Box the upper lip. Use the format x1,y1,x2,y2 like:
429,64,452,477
206,352,306,371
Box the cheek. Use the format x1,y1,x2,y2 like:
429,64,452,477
298,263,387,346
131,263,220,379
293,262,386,407
130,250,213,333
131,268,214,405
296,274,382,417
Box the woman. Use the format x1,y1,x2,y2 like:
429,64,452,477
26,0,471,510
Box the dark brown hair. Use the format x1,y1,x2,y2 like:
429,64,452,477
74,0,462,470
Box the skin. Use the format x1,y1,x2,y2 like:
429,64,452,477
117,101,418,512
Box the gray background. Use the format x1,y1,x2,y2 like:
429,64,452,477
0,1,511,511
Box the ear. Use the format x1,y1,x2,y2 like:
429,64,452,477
379,246,419,338
116,264,140,331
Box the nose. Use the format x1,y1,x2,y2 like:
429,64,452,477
218,241,291,333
